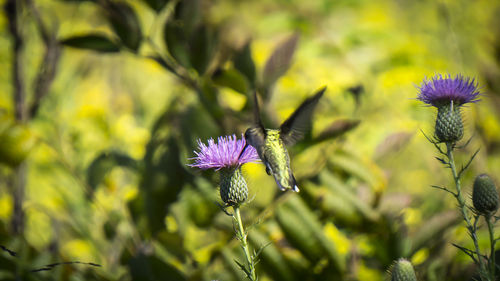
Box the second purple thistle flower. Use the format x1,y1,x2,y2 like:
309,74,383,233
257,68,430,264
417,74,482,144
417,74,481,107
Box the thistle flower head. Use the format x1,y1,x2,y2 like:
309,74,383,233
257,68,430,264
417,74,481,107
188,134,259,206
417,74,482,143
188,134,259,170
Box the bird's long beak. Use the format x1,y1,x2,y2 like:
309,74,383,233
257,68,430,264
238,143,249,160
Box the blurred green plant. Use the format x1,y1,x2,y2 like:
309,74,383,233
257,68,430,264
1,0,500,280
48,0,363,279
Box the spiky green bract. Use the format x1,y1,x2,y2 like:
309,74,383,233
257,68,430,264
220,167,248,206
390,259,417,281
472,174,499,216
435,102,464,143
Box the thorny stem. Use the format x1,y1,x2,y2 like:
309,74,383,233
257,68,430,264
6,0,26,122
487,215,496,280
26,0,61,119
446,143,489,280
233,206,256,281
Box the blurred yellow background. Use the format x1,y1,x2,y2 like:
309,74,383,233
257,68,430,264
1,0,500,280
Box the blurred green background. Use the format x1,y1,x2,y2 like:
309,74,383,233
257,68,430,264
1,0,500,280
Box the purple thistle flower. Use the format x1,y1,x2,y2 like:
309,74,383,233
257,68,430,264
417,74,481,107
188,134,259,170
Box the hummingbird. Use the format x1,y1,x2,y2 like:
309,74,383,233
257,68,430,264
242,87,326,192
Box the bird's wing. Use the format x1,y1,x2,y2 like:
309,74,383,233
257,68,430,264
279,87,326,146
246,91,266,146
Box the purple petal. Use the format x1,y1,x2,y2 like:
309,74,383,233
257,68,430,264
188,134,260,170
417,74,481,107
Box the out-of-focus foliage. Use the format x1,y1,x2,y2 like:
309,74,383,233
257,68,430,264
0,0,500,280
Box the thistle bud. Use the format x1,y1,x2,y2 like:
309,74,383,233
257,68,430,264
390,259,417,281
472,174,498,216
220,167,248,206
435,102,464,143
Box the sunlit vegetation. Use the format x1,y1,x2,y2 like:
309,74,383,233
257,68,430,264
1,0,500,280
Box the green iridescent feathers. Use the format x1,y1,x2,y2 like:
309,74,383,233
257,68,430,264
244,87,325,191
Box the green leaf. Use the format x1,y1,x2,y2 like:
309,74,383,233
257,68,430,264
148,56,176,73
129,253,184,281
313,119,361,144
103,211,121,240
212,68,249,94
248,228,295,281
233,41,256,87
234,259,251,277
189,25,217,75
105,2,143,51
374,131,414,159
319,170,380,223
61,34,120,53
171,0,201,35
142,0,169,12
276,196,345,274
183,187,218,227
86,151,140,197
128,106,195,236
163,20,190,68
163,0,201,68
141,135,190,235
275,202,323,261
262,33,299,89
289,196,345,273
179,104,221,149
328,151,383,193
305,183,363,228
60,0,96,2
0,254,16,276
409,211,460,256
221,248,247,280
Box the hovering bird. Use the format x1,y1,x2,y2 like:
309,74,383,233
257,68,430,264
242,87,326,192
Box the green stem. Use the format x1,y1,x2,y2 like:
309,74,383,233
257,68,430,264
487,215,496,280
446,143,489,281
233,206,256,281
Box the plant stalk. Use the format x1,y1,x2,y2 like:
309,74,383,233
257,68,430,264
446,143,489,280
234,206,256,281
487,215,496,280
